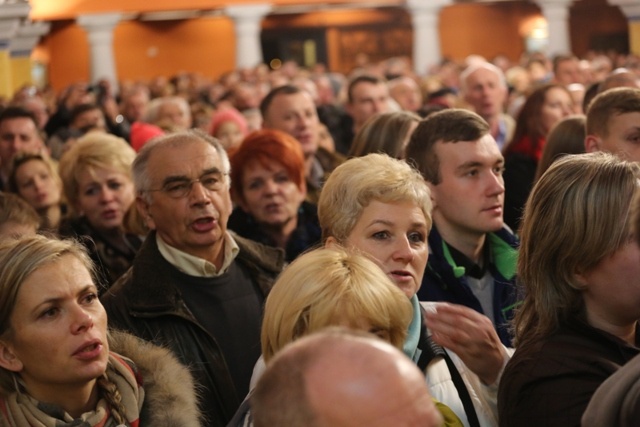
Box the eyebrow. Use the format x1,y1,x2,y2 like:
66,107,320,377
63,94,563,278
456,158,504,172
32,285,97,314
366,219,427,229
161,167,224,186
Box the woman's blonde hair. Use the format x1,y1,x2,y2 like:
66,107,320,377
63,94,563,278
58,133,136,215
261,247,412,362
318,153,432,243
0,235,95,393
514,152,640,347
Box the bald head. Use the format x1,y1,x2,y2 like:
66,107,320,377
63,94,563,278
252,329,442,427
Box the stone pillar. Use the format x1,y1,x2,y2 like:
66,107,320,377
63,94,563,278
405,0,453,76
9,22,50,92
608,0,640,55
534,0,576,55
0,1,30,98
77,13,121,89
225,3,271,69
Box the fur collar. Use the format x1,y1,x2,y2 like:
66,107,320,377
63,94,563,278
109,330,201,426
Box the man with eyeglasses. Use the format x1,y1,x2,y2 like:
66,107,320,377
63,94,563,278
102,130,285,427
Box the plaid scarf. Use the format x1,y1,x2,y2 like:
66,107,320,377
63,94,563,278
0,353,144,427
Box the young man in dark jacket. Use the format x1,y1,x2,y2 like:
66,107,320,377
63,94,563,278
406,109,519,347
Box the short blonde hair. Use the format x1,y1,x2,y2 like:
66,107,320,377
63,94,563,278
0,235,94,393
58,133,136,214
318,153,432,242
261,247,412,362
515,152,640,346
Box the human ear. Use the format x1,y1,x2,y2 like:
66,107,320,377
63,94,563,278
426,182,438,208
0,341,23,373
584,135,601,153
136,196,155,230
325,236,339,248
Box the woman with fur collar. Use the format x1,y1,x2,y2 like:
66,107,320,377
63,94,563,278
0,235,200,427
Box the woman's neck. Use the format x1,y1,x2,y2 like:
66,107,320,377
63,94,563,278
39,205,62,230
25,379,99,419
585,306,637,346
263,216,298,250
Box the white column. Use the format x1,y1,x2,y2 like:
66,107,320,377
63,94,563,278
405,0,452,76
608,0,640,19
534,0,576,55
77,13,121,89
225,3,271,69
9,21,50,57
0,1,30,98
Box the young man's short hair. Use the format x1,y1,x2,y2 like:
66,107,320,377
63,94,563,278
586,87,640,138
405,108,489,184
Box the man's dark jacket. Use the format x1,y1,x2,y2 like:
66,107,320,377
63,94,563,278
417,226,519,347
101,231,284,427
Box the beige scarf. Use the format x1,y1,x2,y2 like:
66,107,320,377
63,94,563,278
0,353,145,427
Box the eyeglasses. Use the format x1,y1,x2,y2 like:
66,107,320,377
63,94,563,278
147,172,228,199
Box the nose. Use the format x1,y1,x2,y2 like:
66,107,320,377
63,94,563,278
263,178,278,195
99,186,115,203
188,180,212,206
486,170,505,197
296,115,309,129
392,236,415,263
71,305,94,334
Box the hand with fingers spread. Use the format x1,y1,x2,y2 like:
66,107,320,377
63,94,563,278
425,303,509,386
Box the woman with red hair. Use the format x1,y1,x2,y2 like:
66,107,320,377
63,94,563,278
228,129,321,262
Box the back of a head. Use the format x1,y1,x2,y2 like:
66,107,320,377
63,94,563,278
586,87,640,137
535,115,586,180
349,111,420,159
260,247,412,361
0,193,39,238
252,328,442,427
515,152,640,345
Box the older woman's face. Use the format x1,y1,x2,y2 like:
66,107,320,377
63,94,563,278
239,159,305,232
0,255,108,402
14,159,61,211
344,200,429,299
75,166,135,233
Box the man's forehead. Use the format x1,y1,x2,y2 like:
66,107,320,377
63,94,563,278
149,142,223,173
0,117,37,131
437,136,502,160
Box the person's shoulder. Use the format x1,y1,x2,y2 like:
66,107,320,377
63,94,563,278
232,231,285,274
109,330,202,427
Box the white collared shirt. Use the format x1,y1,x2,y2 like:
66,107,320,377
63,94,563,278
156,232,240,277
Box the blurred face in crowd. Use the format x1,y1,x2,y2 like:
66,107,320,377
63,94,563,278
13,158,61,212
464,67,507,120
0,118,42,172
262,92,320,160
348,82,390,130
239,158,305,233
75,166,135,233
540,87,573,136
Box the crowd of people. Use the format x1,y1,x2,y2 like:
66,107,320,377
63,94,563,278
0,48,639,427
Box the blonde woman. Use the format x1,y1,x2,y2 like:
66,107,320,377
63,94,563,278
229,246,423,427
499,153,640,426
0,235,200,426
58,133,142,292
318,153,510,427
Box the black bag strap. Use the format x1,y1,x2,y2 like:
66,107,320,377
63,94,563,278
443,349,481,427
417,306,481,427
